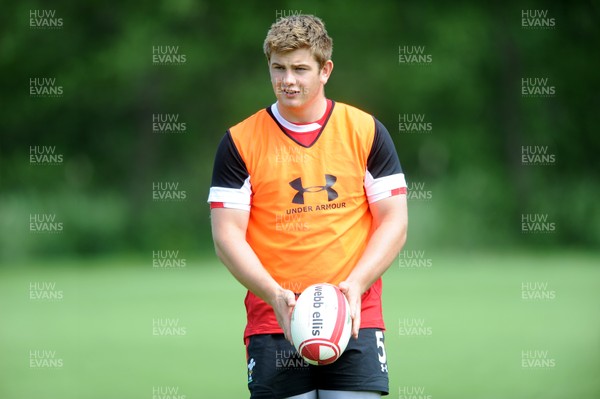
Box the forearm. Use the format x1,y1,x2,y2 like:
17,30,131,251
211,208,296,340
214,235,281,306
345,198,408,293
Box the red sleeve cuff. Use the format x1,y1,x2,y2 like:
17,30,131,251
391,187,407,196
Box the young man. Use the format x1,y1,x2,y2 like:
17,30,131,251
208,14,408,399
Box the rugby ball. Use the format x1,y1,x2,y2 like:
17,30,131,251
291,283,352,365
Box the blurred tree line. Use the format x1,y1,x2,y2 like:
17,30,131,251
1,0,598,260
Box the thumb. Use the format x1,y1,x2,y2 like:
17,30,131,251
338,281,350,294
285,290,296,307
338,281,355,317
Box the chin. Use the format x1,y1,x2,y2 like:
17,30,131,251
278,97,304,109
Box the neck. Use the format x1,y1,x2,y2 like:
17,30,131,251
277,96,327,124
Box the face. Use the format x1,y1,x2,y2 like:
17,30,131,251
269,48,333,115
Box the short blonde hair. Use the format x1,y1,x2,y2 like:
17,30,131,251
263,14,333,69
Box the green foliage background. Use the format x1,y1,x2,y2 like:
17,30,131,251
2,1,599,259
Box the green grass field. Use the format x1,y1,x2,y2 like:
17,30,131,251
1,251,599,398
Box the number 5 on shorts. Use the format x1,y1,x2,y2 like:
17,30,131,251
375,330,388,373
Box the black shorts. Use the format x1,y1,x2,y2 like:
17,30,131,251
246,328,389,399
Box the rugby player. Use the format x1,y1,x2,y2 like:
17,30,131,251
208,14,408,399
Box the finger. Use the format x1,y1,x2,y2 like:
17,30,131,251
285,318,294,344
351,307,360,339
339,281,360,338
284,325,293,343
286,292,296,307
285,293,295,343
338,281,349,294
287,318,294,344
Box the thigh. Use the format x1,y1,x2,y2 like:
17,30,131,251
315,328,389,395
246,334,315,399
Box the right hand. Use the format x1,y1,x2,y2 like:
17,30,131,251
270,286,296,344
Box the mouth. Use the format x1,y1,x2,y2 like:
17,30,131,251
281,88,301,96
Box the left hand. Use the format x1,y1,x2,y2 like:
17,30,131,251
338,280,362,339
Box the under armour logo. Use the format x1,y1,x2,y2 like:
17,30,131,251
289,174,338,204
381,364,388,373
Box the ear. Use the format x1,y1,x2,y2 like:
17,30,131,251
320,60,334,85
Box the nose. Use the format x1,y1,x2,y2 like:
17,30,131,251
281,70,296,86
